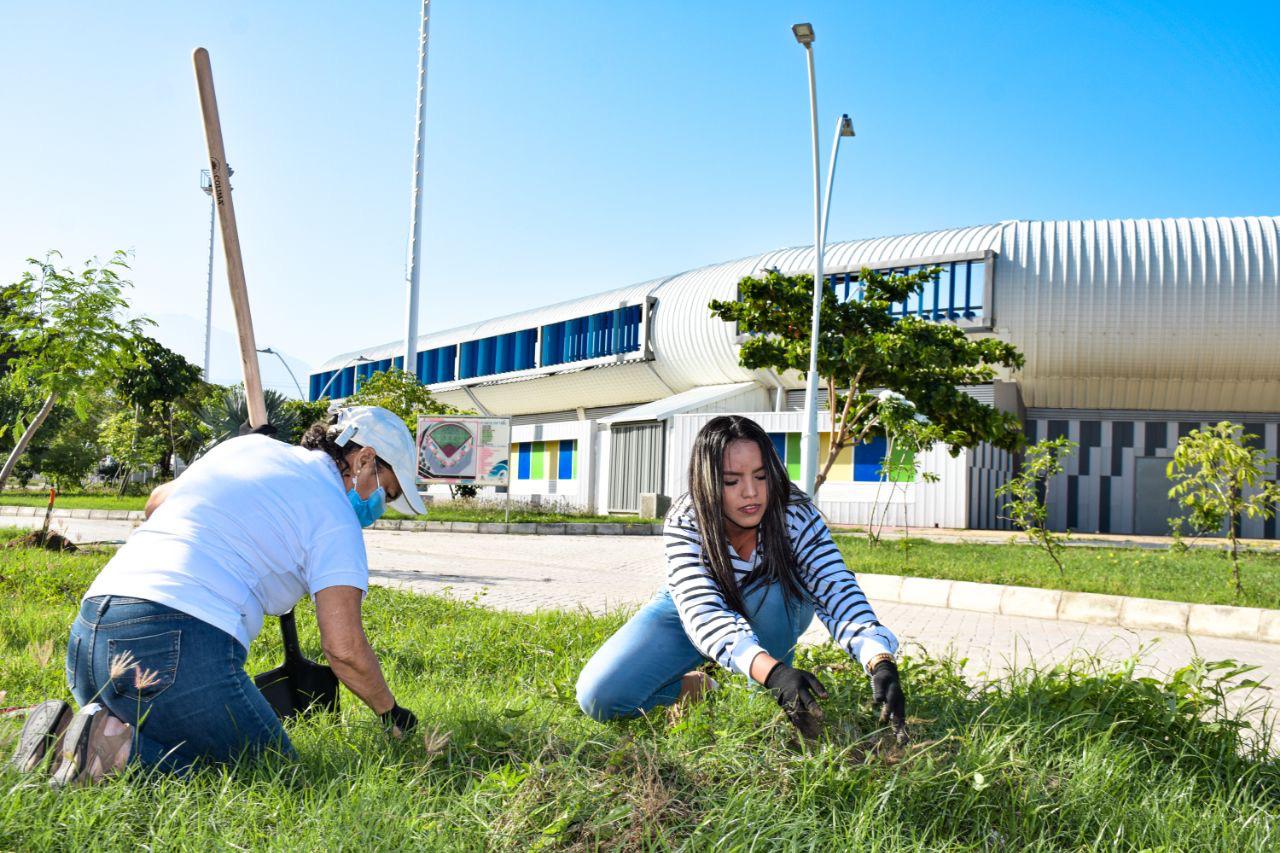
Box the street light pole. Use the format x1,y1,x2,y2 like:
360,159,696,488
316,355,373,401
257,347,304,399
200,164,233,382
794,22,824,498
200,169,215,381
402,0,431,379
822,114,855,246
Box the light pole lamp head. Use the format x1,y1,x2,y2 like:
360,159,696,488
792,22,815,46
839,114,855,137
200,169,212,196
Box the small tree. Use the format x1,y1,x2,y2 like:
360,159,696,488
113,335,204,478
710,267,1024,492
1167,422,1280,598
0,252,146,491
100,408,167,495
343,368,470,431
996,437,1076,576
866,391,942,546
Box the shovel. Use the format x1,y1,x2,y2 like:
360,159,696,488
253,609,340,719
192,53,338,721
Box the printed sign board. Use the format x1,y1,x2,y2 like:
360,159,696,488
416,416,511,486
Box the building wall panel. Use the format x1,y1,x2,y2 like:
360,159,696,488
1026,412,1280,539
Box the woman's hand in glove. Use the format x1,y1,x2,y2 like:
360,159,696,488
764,661,828,738
381,703,418,739
870,659,908,742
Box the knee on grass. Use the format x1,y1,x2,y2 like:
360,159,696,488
575,672,641,723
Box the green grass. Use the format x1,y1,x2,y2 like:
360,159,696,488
0,492,148,511
0,492,654,524
1,532,1277,850
835,535,1280,610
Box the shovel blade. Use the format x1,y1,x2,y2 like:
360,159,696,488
253,660,339,720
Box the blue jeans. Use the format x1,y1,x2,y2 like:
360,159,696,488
576,583,814,721
66,596,294,771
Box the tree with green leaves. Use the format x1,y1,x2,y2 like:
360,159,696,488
281,398,333,444
0,252,147,491
13,397,105,491
343,368,469,432
100,407,167,495
1168,422,1280,597
710,267,1024,492
113,335,204,478
996,437,1076,576
867,391,943,546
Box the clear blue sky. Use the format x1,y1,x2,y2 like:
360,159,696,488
2,1,1277,392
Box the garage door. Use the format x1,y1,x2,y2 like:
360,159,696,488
608,422,664,513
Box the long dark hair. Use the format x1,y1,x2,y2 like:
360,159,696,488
687,415,807,615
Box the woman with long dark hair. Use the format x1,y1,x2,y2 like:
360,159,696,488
576,415,906,737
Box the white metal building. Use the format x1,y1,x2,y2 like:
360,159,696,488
311,216,1280,538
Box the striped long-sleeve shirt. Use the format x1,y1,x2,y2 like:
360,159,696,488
665,493,898,680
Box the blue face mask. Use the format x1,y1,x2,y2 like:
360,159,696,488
347,460,387,528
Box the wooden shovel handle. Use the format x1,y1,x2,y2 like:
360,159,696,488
192,47,268,428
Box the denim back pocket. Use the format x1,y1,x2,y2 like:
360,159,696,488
108,630,181,702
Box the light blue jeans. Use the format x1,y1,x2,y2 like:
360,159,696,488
66,595,294,771
576,582,814,721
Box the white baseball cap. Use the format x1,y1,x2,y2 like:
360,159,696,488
329,406,427,517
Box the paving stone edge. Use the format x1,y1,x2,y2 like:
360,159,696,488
7,505,1276,644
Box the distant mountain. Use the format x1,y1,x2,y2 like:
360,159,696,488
147,313,312,399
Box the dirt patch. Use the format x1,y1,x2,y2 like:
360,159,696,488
7,530,78,552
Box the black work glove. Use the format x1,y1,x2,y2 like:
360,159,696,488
238,421,278,438
870,659,908,742
381,703,418,738
764,661,828,738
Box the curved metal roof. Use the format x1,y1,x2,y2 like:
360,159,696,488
319,216,1280,413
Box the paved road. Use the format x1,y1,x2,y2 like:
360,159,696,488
9,516,1278,719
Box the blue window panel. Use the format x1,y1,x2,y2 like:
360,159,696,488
494,333,512,374
459,340,478,379
517,442,531,480
569,317,587,362
541,322,564,366
393,356,404,371
439,345,457,383
557,440,575,479
947,262,960,319
477,336,496,376
767,432,787,463
515,329,536,370
853,435,888,482
964,261,979,318
610,308,623,354
586,313,600,358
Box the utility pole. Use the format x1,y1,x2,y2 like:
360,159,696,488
403,0,431,378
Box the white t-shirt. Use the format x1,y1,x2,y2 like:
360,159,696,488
85,435,369,648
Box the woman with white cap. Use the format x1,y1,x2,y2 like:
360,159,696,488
9,406,427,785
